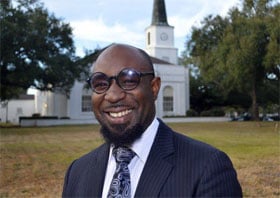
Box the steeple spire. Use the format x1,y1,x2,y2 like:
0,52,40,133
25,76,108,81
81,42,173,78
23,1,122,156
151,0,169,26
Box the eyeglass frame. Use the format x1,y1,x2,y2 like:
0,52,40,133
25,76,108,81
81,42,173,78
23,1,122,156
87,68,155,94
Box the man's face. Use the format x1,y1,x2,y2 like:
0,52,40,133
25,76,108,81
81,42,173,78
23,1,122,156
91,45,160,145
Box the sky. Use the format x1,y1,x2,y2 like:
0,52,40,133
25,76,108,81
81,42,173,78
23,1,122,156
40,0,242,57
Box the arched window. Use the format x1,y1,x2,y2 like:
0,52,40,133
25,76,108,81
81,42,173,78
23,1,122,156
163,86,173,112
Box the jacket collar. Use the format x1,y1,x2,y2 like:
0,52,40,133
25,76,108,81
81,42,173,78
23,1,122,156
135,120,175,197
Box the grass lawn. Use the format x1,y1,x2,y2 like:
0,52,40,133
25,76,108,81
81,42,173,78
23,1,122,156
0,122,279,197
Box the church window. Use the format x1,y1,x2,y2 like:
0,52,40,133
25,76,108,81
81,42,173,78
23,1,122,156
163,86,173,112
81,95,92,112
148,32,151,45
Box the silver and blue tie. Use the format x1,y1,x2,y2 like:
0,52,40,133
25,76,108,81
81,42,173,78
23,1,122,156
107,146,136,198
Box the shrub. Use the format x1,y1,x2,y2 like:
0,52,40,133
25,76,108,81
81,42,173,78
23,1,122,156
32,113,41,117
200,108,225,117
60,117,70,119
19,116,59,122
186,109,199,117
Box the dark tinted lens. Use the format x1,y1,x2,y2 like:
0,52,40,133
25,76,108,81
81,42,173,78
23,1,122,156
91,73,110,93
118,69,140,90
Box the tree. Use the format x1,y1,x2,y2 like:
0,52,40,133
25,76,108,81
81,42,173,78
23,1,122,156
185,0,280,120
1,0,85,100
188,74,224,114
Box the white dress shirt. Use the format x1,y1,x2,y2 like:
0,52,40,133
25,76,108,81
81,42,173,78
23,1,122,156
102,118,159,198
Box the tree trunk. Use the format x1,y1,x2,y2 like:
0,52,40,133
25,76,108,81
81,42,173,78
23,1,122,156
250,86,260,121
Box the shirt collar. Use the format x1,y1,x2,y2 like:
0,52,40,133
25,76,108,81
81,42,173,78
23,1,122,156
131,117,159,163
109,117,159,162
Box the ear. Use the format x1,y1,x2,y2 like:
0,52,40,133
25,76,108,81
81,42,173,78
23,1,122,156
151,77,161,101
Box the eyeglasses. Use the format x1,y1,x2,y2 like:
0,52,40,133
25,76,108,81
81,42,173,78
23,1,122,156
87,68,155,94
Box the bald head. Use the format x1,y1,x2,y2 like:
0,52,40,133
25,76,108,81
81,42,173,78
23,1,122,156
93,43,154,73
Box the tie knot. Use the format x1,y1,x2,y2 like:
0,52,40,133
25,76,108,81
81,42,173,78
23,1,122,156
113,146,135,164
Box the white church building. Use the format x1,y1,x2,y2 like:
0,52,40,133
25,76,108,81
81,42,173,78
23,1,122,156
1,0,189,125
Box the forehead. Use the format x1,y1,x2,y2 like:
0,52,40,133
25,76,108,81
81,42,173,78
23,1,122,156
93,45,149,75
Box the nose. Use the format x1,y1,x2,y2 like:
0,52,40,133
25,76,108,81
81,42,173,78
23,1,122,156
104,79,126,102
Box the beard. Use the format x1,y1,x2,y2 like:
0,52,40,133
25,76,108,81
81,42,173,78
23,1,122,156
100,123,145,147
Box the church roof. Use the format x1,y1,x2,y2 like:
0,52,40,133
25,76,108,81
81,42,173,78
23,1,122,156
150,56,173,65
15,94,34,100
151,0,169,26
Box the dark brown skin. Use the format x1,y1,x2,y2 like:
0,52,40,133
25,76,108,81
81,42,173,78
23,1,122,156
91,44,161,145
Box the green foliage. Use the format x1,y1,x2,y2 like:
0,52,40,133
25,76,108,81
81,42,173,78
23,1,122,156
189,75,225,113
186,109,199,117
184,0,280,120
200,108,225,117
0,0,86,100
187,70,253,115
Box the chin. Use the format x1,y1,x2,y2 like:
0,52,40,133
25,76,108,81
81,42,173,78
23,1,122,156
100,123,145,146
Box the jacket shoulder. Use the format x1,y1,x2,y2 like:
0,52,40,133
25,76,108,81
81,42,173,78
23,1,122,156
62,143,109,197
157,120,242,197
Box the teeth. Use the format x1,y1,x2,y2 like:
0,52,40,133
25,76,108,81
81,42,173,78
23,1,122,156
109,109,132,118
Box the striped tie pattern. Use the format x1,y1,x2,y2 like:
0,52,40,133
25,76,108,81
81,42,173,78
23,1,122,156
107,146,136,198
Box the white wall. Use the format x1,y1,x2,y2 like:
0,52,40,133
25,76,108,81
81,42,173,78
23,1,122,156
0,99,35,124
154,63,189,117
34,90,49,116
53,93,68,117
68,81,95,120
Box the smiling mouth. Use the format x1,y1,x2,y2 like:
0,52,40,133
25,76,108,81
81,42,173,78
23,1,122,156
109,109,132,118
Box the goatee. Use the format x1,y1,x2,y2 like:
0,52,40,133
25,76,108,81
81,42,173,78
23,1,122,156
100,123,145,146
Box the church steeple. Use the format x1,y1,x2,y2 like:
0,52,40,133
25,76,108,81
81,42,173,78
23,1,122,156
151,0,169,26
145,0,178,64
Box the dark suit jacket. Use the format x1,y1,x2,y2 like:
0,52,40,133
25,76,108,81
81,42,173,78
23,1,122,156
62,120,242,197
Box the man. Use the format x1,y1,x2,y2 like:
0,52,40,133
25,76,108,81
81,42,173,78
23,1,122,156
62,43,242,197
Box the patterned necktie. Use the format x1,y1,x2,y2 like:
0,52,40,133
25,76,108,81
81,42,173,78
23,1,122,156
107,146,136,198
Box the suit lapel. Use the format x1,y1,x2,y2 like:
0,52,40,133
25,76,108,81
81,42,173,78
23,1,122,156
135,121,175,197
88,143,110,196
